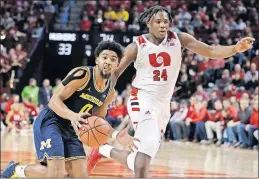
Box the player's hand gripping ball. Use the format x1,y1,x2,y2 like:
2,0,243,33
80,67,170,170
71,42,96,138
79,116,110,147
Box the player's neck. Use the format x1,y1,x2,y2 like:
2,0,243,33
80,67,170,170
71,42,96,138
147,33,165,45
93,67,108,90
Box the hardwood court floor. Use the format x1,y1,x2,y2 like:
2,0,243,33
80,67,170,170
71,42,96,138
1,131,258,178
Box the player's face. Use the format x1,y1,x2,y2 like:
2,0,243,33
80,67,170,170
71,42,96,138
147,11,170,39
96,50,119,79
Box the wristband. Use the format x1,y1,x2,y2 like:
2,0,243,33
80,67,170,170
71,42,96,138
112,130,119,140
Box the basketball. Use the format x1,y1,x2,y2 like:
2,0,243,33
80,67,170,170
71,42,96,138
79,116,110,147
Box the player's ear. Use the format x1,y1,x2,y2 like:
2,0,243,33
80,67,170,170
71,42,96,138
146,20,150,28
95,57,99,64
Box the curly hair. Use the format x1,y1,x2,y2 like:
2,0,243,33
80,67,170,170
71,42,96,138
94,41,124,61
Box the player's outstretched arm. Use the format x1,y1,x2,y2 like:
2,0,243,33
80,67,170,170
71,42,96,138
178,32,255,59
48,67,90,134
92,89,139,150
111,42,138,81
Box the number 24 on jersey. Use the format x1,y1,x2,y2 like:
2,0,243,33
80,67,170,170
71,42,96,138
149,52,171,81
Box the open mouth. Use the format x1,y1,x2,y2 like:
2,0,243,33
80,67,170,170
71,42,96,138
103,65,110,72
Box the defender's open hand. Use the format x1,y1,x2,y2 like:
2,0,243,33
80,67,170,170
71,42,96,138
234,37,255,53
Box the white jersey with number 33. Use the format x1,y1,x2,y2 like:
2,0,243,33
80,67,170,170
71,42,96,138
132,31,182,100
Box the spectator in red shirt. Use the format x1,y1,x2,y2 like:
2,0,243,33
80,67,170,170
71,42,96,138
5,94,20,114
10,43,27,79
194,100,209,142
23,101,38,124
186,98,208,142
102,19,114,32
83,1,96,18
14,43,27,63
231,64,245,79
5,103,27,132
106,96,127,128
222,99,238,123
242,99,258,149
79,15,92,31
202,100,224,145
185,96,196,140
224,85,243,100
135,0,145,12
186,96,196,120
225,99,240,145
198,58,211,73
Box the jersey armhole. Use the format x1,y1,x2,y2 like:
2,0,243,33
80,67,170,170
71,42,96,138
77,66,91,91
106,79,114,98
134,35,145,62
135,35,146,47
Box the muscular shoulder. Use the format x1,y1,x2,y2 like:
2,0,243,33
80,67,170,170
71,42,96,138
177,32,198,48
125,42,138,56
62,66,90,88
51,66,91,101
111,42,137,81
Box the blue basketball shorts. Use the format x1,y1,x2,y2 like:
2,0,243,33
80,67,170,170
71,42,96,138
33,107,86,163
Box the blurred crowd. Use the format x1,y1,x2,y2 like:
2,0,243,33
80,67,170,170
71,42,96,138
0,0,258,150
166,94,258,149
0,78,61,133
0,0,55,92
79,0,258,35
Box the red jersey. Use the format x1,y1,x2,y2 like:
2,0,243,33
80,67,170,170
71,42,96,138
192,107,208,123
208,110,224,122
108,105,127,118
23,102,38,117
250,109,258,127
10,111,23,123
227,106,238,122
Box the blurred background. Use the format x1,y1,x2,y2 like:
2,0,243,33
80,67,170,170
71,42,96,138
0,0,258,154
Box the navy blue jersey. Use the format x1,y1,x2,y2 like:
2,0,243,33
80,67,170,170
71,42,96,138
63,66,112,114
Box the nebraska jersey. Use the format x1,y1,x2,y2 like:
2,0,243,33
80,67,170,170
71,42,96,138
132,31,182,100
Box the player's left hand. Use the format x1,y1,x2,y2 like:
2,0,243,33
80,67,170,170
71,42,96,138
116,124,140,152
234,37,255,53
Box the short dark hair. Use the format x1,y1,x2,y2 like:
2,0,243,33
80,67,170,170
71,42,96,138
138,5,173,24
94,41,124,61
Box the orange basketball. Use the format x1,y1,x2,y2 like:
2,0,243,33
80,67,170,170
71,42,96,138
79,116,110,147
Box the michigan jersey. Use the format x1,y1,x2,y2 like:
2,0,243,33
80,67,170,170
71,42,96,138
63,66,112,114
